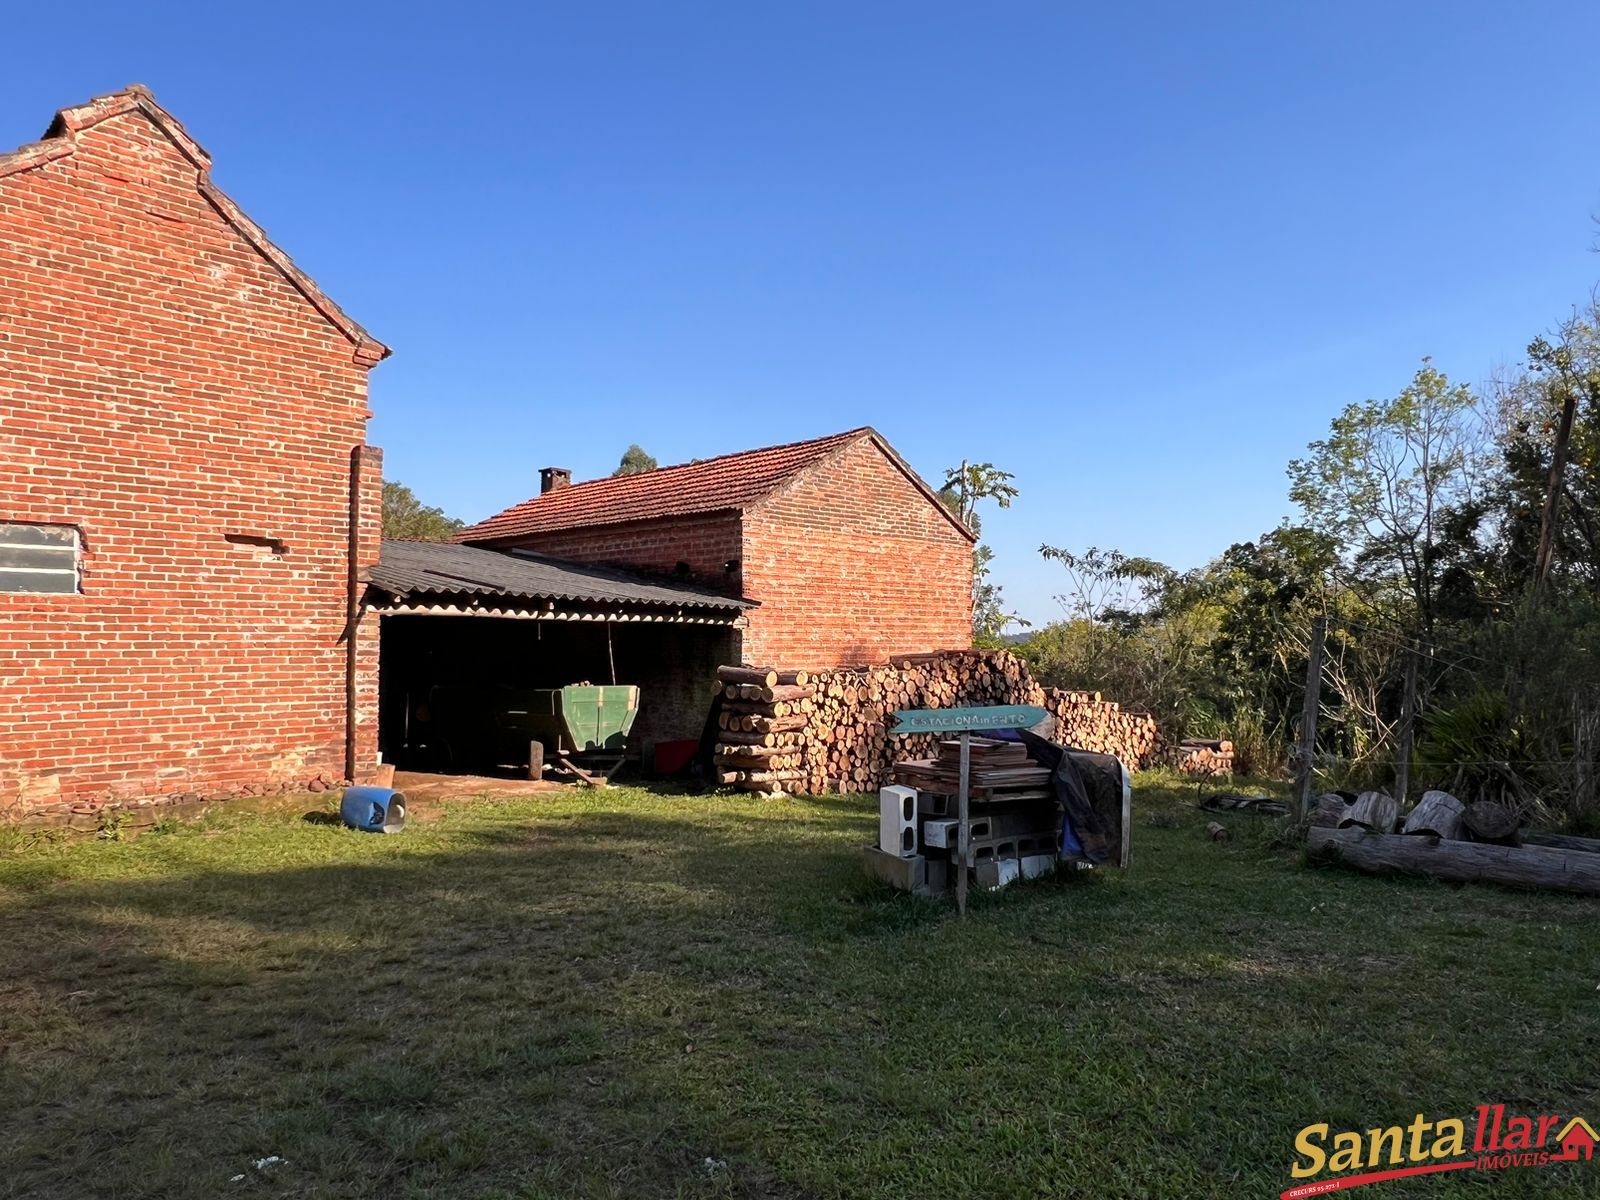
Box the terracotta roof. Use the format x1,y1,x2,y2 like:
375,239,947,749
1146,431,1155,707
0,85,389,366
458,427,975,544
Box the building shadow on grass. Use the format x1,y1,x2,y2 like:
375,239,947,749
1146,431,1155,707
9,795,1595,1200
0,806,870,1198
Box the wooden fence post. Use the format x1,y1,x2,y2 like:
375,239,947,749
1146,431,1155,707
956,731,971,919
1395,649,1417,809
1294,617,1327,823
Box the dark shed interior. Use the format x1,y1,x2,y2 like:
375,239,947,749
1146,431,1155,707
378,616,737,774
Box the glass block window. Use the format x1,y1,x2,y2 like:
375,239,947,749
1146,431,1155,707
0,523,81,594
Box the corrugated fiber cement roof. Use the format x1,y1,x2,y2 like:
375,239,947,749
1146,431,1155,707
370,541,755,612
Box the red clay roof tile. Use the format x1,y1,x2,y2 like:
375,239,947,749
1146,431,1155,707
458,427,973,543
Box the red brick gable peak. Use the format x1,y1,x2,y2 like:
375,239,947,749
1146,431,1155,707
0,85,390,367
748,427,977,543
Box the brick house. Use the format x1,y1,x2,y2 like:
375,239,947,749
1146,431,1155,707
0,86,388,817
457,428,976,667
359,429,974,768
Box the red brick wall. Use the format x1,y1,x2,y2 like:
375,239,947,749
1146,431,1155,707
473,512,746,597
739,438,973,667
349,445,384,775
0,102,382,816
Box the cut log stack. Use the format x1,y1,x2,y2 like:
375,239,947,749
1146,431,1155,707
713,666,817,796
1166,738,1235,777
709,649,1162,798
802,650,1035,795
1043,692,1162,765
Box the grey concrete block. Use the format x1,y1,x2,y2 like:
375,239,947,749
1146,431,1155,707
1019,853,1057,880
920,819,958,849
973,858,1020,890
970,837,1018,864
862,845,931,895
973,831,1058,863
879,785,918,856
917,792,954,818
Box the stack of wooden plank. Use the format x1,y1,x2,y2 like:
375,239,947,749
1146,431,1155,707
891,737,1053,801
713,666,815,796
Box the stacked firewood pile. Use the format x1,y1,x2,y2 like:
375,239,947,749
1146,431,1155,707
1165,738,1235,776
1044,691,1161,764
801,651,1028,794
710,649,1162,797
712,666,816,796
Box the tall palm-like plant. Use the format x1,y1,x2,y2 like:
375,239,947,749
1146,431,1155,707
940,460,1019,531
939,460,1024,644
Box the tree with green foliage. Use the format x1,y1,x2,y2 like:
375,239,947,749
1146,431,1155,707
969,544,1026,646
1008,290,1600,820
940,461,1018,528
382,480,465,542
613,445,658,476
1287,360,1483,636
1037,545,1172,628
1486,302,1600,592
1026,546,1224,740
939,461,1024,645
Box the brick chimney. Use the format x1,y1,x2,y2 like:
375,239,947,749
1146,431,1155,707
540,467,572,495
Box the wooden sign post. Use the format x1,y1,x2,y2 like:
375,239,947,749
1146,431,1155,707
888,705,1048,917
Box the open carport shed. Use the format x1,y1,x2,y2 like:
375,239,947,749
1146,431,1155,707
365,541,755,776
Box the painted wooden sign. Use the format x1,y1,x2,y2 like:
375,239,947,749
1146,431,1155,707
888,704,1049,734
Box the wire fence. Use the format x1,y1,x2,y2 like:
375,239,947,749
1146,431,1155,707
1292,612,1600,826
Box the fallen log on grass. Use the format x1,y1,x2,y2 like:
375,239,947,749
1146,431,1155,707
1307,826,1600,896
1464,800,1519,844
1311,793,1350,828
1401,790,1465,840
1340,791,1398,833
1522,830,1600,854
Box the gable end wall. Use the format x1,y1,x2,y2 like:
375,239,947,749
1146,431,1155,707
739,438,972,667
0,108,381,815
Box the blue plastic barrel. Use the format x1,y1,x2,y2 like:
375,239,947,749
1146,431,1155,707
339,786,407,834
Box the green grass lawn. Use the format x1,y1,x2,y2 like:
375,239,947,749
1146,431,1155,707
2,777,1598,1199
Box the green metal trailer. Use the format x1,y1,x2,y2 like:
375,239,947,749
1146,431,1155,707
521,684,638,751
411,683,640,783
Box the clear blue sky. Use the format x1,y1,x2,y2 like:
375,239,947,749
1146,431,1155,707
5,3,1598,626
